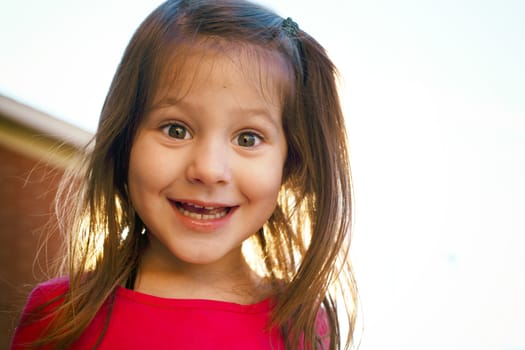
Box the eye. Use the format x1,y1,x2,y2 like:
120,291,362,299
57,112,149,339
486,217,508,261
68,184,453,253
162,123,191,140
235,132,262,147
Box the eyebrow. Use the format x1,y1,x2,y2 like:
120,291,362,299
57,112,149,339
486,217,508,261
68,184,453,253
153,96,281,128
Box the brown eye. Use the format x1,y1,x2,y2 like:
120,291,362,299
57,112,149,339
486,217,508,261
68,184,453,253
163,124,191,140
236,132,261,147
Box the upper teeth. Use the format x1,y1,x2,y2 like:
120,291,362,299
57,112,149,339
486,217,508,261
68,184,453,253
184,202,217,210
178,208,228,220
177,202,229,220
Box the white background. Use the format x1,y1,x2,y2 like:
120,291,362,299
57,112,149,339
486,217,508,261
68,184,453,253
1,1,524,349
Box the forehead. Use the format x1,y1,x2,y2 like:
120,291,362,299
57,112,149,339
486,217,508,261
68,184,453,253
150,40,293,109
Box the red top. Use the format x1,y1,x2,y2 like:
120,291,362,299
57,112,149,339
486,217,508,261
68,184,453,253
11,277,287,349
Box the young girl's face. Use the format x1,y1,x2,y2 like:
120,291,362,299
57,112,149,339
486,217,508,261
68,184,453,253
127,48,287,268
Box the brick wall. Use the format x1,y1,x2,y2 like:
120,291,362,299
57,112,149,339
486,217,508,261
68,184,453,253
0,144,63,349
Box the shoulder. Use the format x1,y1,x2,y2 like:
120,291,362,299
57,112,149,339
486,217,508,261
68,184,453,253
23,277,69,313
30,276,69,297
10,277,69,349
18,276,69,319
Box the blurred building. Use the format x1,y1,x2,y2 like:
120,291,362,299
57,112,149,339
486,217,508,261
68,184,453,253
0,94,92,349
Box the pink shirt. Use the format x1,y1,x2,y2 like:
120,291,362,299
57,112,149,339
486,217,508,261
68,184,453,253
11,278,287,349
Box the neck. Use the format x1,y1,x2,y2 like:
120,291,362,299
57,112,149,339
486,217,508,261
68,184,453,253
133,240,271,304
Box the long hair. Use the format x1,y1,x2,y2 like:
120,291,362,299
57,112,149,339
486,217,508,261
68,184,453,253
33,0,357,348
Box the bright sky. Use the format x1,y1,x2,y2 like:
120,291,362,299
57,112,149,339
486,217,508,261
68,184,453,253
1,1,524,349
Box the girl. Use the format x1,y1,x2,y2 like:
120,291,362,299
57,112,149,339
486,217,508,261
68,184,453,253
11,0,357,349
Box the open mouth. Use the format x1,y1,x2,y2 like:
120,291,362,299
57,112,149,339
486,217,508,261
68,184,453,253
174,201,233,220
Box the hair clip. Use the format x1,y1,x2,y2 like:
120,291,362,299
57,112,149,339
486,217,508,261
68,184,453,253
282,17,299,38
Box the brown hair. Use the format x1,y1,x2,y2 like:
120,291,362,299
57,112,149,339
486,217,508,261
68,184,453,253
30,0,357,348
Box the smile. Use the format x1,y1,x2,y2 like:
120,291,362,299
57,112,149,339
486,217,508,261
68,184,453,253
175,201,232,220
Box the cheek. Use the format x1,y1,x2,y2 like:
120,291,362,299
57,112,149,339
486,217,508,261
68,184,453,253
127,140,173,204
127,149,150,211
128,132,180,187
239,158,285,205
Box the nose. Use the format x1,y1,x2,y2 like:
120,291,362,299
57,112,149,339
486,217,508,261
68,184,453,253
185,138,232,186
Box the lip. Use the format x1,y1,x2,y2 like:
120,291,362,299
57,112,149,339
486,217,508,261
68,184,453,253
168,199,238,233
